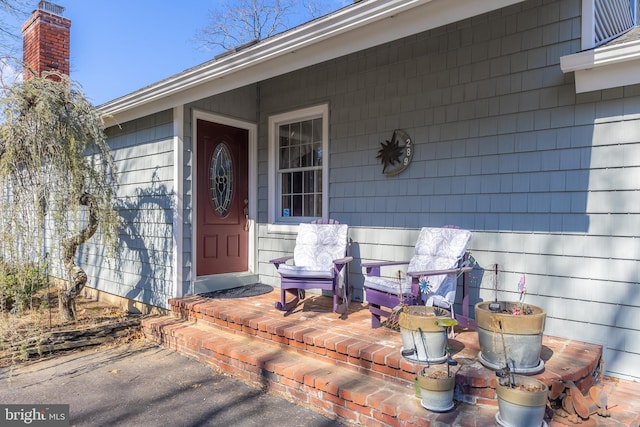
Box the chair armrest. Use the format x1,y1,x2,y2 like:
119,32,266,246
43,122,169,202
332,256,353,275
406,265,472,278
361,260,409,269
269,255,293,268
361,260,409,277
333,256,353,266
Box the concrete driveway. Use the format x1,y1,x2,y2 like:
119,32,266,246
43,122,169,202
0,341,345,427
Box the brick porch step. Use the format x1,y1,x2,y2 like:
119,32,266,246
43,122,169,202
142,292,640,426
144,315,498,426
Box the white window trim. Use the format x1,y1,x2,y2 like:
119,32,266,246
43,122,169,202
268,104,329,231
173,106,184,297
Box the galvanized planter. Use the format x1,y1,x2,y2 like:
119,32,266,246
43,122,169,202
416,369,455,412
398,306,450,363
475,301,546,374
495,375,548,427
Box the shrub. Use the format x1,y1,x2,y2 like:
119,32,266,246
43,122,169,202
0,261,49,312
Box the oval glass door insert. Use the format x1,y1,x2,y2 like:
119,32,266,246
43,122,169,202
210,142,234,216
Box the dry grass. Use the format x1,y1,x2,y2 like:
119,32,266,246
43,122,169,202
0,288,142,367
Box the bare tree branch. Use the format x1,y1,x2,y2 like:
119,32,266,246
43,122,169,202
194,0,341,53
0,0,29,53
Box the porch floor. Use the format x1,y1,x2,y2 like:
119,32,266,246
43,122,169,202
142,290,640,427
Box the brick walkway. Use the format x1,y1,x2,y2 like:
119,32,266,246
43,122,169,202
142,291,640,427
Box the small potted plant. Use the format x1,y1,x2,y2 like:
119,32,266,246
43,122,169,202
489,283,549,426
475,275,546,374
415,351,458,412
398,276,457,363
495,372,549,427
398,305,451,363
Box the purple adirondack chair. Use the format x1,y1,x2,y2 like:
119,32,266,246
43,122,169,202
362,227,473,328
270,220,353,314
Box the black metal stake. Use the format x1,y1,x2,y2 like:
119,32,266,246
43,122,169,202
489,264,500,311
498,319,515,387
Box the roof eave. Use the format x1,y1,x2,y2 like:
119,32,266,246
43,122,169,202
99,0,526,126
560,38,640,93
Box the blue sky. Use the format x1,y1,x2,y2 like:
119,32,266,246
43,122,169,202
58,0,217,105
5,1,347,105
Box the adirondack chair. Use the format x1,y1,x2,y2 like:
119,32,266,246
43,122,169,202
362,227,473,328
270,220,353,314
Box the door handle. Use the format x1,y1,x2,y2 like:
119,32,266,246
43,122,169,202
243,199,249,231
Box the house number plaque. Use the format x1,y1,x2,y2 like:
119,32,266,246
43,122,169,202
376,129,413,176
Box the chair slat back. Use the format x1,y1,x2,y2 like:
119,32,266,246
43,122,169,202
311,218,340,224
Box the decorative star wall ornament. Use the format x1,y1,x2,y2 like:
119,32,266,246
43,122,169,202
376,129,413,176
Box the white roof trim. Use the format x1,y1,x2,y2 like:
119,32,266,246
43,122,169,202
560,38,640,93
99,0,526,126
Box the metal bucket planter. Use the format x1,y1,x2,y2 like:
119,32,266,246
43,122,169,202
475,301,546,374
496,374,548,427
416,368,455,412
398,306,449,363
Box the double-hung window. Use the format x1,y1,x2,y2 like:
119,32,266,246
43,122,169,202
268,104,329,225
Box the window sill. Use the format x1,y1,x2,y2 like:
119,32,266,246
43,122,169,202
267,223,300,234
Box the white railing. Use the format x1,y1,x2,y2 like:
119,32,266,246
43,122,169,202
593,0,637,46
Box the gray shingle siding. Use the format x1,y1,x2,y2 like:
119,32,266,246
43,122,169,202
256,0,640,380
91,0,640,381
86,110,176,308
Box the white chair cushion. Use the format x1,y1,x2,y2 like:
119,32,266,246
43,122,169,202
364,227,471,307
410,227,471,268
363,276,413,295
277,265,335,279
293,223,349,270
408,227,471,305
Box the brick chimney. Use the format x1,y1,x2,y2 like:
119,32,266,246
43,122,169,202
22,1,71,80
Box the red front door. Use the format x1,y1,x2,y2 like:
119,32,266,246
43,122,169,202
196,120,249,276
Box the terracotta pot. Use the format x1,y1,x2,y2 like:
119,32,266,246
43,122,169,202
496,374,548,427
416,370,455,412
475,301,546,374
398,306,450,363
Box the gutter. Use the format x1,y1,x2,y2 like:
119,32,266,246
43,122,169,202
560,36,640,93
560,38,640,72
